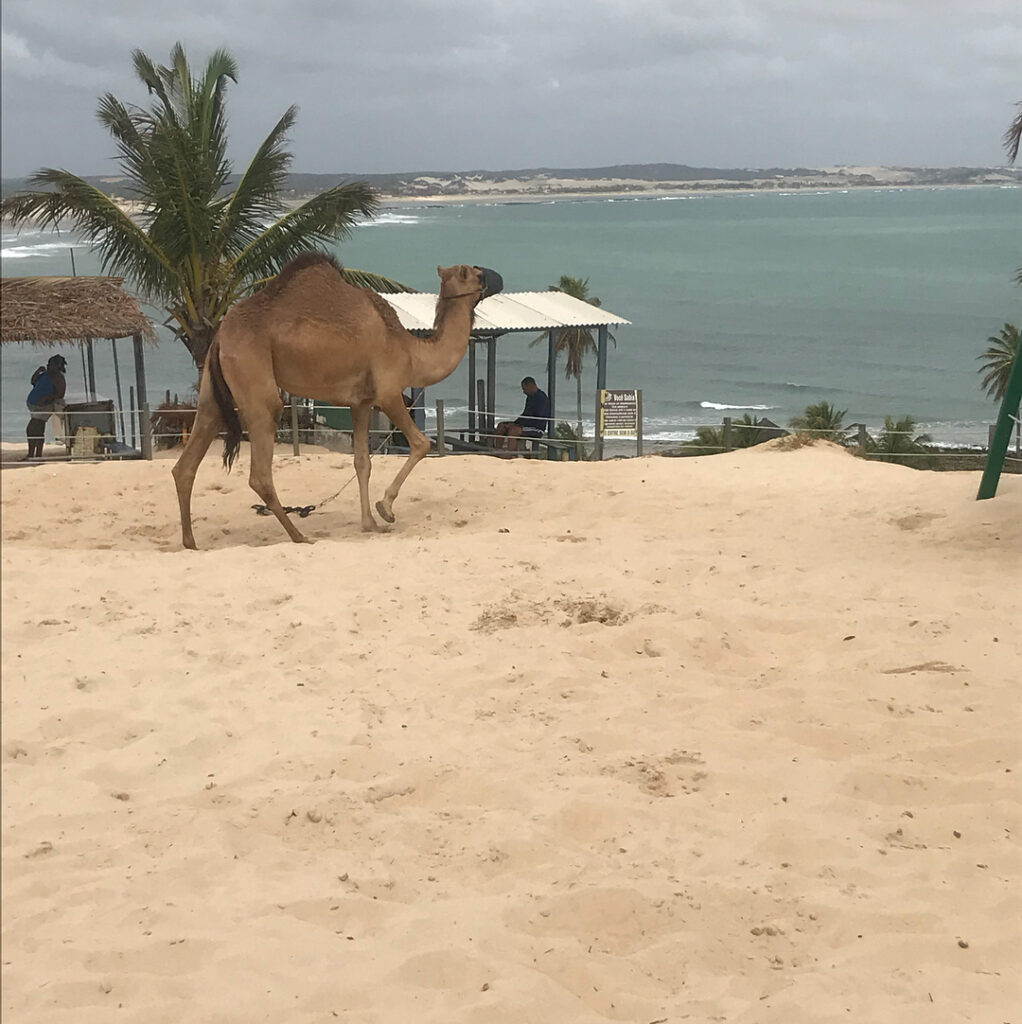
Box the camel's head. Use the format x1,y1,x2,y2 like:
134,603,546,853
437,264,503,302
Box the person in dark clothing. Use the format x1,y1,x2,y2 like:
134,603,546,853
494,376,551,452
26,354,67,459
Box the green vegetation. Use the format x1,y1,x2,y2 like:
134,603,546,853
555,421,591,460
685,413,774,453
1,43,409,367
787,400,850,443
978,323,1020,402
866,415,933,467
978,322,1020,452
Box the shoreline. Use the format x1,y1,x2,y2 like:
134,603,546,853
5,180,1016,225
378,180,1019,208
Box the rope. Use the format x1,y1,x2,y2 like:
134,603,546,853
251,427,397,519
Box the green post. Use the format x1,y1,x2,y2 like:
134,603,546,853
977,351,1022,500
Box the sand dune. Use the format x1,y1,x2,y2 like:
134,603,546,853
2,441,1019,1023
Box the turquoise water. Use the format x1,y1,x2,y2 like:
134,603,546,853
3,186,1019,447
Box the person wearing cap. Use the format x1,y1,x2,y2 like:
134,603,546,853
25,354,67,459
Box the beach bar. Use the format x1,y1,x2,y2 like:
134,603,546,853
1,276,157,461
371,290,631,457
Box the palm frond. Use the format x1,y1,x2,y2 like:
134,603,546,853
339,267,415,293
228,182,379,284
217,106,299,254
1,171,175,299
1005,101,1022,164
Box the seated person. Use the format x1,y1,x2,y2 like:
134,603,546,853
494,377,550,451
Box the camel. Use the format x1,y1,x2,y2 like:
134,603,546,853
172,253,502,548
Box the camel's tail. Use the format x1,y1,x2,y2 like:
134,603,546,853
207,337,243,471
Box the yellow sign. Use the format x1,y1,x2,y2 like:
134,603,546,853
600,389,638,436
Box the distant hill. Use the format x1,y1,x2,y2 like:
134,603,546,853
4,162,1020,202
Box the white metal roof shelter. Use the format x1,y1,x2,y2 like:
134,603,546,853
378,290,630,452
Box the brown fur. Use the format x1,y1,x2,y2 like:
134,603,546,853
259,251,343,300
172,260,490,548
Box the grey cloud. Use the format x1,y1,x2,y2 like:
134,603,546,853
2,0,1020,177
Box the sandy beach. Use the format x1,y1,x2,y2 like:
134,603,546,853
2,441,1019,1022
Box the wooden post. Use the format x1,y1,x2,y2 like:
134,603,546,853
290,394,300,455
636,389,644,457
129,385,136,450
132,334,153,460
858,423,868,456
436,399,446,456
476,379,487,443
594,389,604,462
468,340,477,441
723,416,732,452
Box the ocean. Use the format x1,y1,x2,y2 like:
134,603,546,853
2,185,1019,449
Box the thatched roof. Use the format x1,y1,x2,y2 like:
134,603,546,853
0,276,156,344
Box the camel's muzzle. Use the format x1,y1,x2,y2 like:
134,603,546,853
475,266,503,299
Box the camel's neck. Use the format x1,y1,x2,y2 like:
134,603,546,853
406,296,476,387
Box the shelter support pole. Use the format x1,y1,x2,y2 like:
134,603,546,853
129,386,136,449
110,339,126,442
85,337,97,401
436,400,446,456
476,380,486,443
977,349,1022,500
468,341,477,441
410,387,425,431
547,330,558,441
486,339,496,439
132,334,153,460
594,326,609,460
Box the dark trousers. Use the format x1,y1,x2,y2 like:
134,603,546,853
26,417,46,458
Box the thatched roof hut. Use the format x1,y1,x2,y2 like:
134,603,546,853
1,276,156,459
0,276,155,344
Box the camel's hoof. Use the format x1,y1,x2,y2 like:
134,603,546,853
295,535,315,545
182,537,198,551
375,501,396,524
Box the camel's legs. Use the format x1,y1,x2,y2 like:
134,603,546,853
350,402,380,532
171,370,225,550
245,396,310,544
374,394,431,524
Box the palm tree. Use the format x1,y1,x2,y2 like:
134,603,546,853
1005,101,1022,288
978,323,1020,451
1005,101,1022,165
686,414,766,453
1,44,409,367
867,415,933,467
531,275,614,444
788,400,850,443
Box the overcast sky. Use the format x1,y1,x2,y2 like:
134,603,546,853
2,0,1020,179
